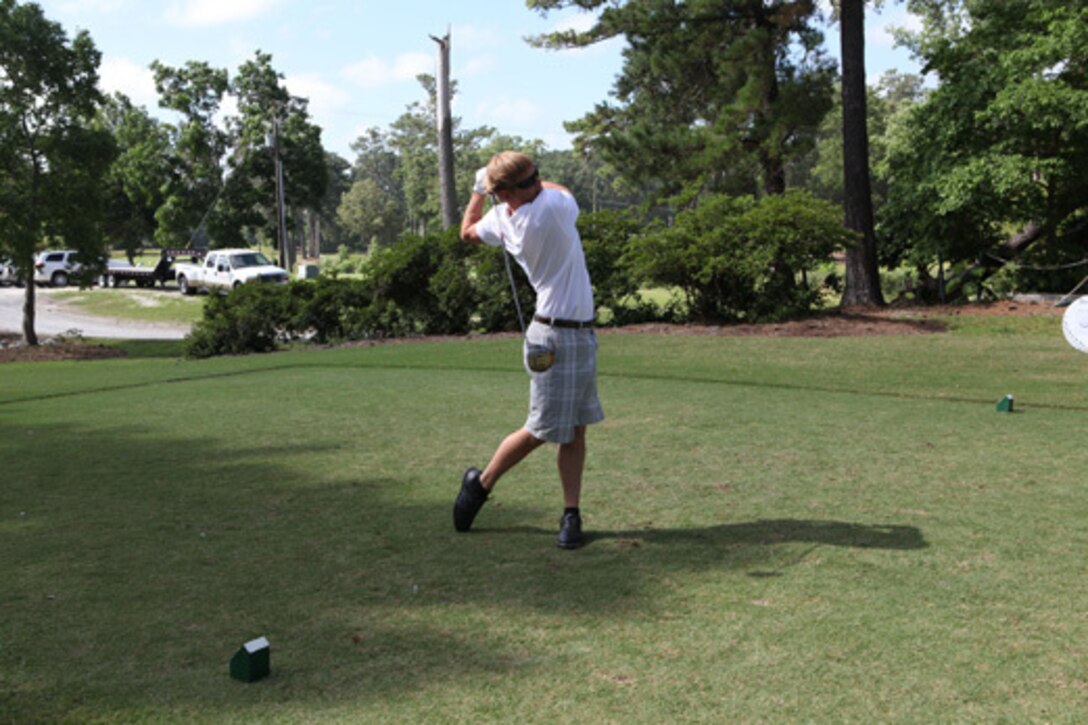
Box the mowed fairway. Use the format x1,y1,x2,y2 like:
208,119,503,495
3,316,1088,722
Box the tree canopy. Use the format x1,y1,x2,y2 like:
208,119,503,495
528,0,836,197
882,0,1088,295
0,0,115,343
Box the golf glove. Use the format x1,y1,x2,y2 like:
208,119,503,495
473,167,489,196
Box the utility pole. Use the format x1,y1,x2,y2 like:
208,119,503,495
431,30,457,230
269,118,288,270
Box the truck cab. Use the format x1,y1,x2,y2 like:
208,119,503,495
176,248,289,295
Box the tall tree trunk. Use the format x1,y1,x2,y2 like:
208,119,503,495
431,32,458,230
22,279,37,346
839,0,884,307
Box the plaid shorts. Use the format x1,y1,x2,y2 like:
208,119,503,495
523,320,605,444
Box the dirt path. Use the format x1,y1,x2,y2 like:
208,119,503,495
0,287,190,341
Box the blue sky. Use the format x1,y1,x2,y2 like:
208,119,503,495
35,0,924,161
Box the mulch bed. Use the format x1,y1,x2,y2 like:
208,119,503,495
0,300,1062,363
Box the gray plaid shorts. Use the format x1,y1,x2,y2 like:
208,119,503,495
523,320,605,444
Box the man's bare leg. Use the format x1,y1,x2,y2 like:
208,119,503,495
480,428,544,490
557,426,586,508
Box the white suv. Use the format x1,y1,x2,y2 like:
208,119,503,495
34,250,86,287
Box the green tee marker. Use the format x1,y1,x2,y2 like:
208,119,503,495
996,394,1014,413
230,637,270,682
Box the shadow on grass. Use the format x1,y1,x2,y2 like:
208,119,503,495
107,338,187,359
591,519,927,550
1,415,929,720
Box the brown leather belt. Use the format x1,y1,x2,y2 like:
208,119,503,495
533,314,594,329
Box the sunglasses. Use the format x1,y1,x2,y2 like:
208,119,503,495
510,168,540,190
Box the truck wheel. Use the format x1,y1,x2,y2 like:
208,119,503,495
233,281,243,290
178,275,192,295
52,271,68,287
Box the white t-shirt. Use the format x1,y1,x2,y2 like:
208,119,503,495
475,188,595,321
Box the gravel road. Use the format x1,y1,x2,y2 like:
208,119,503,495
0,286,191,340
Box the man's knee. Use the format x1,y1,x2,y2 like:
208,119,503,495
561,426,587,448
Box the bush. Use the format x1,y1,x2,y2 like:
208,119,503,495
285,276,376,343
470,244,536,332
184,284,291,358
320,245,367,276
367,228,476,335
576,209,665,325
626,191,856,323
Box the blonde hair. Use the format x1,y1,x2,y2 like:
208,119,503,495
486,151,534,192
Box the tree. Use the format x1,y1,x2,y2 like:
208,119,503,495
151,59,230,247
528,0,836,198
96,93,172,261
150,52,327,261
225,51,327,263
882,0,1088,299
379,75,544,236
312,151,352,254
343,128,407,249
430,32,458,229
837,0,884,306
337,177,405,250
0,0,115,345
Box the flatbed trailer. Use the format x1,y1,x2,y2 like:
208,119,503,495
100,248,207,288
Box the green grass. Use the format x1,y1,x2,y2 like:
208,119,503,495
3,315,1088,722
52,288,206,325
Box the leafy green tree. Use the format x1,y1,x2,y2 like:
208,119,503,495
225,51,327,258
537,148,650,213
342,128,407,249
883,0,1088,299
337,177,404,250
389,77,444,235
0,0,115,344
96,93,172,260
358,76,544,238
312,151,352,254
791,71,926,264
151,59,230,247
528,0,836,198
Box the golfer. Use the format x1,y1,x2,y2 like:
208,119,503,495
454,151,604,549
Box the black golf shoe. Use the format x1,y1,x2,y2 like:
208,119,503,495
453,467,489,532
556,510,584,549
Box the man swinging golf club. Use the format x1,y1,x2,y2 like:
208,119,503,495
455,151,604,549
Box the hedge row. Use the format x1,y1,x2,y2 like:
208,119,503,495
185,191,853,357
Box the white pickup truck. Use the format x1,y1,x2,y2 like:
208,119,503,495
175,249,290,295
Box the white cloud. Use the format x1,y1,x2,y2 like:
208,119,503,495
473,96,541,128
166,0,280,27
98,57,158,108
448,23,507,51
285,73,349,120
342,52,432,89
458,55,495,78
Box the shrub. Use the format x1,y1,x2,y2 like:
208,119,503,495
285,277,376,343
367,228,476,335
626,191,857,323
470,244,536,332
184,284,291,358
576,209,664,325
